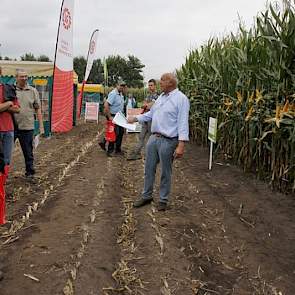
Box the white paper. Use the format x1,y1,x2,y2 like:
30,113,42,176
34,135,40,149
113,112,136,131
126,107,142,133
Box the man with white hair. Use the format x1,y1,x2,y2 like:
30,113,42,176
128,73,190,211
14,69,44,179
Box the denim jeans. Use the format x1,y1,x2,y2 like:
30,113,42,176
142,134,178,203
14,129,35,176
0,131,14,165
132,121,151,155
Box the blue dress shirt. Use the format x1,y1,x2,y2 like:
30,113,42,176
107,89,124,114
136,89,190,141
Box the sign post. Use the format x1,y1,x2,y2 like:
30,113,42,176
208,117,217,170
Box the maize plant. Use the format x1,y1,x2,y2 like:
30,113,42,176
177,4,295,193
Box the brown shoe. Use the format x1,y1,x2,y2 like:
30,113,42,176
133,197,153,208
0,270,3,281
157,202,167,211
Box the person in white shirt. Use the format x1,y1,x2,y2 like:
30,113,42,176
128,73,190,211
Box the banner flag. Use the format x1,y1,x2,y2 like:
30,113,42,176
84,29,99,82
51,0,74,132
78,29,99,118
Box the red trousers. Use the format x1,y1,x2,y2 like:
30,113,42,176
0,166,9,225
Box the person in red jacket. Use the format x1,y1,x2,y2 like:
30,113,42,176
0,66,19,281
0,67,20,166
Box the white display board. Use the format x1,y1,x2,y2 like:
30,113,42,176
208,117,217,143
85,102,99,123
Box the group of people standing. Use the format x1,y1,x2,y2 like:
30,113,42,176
0,67,44,280
98,79,158,158
0,70,190,281
99,73,190,212
0,67,43,180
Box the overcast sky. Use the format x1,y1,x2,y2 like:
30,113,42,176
0,0,273,80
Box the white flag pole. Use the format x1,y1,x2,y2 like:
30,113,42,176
208,117,217,170
209,140,213,170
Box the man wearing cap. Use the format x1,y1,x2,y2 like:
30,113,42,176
99,81,126,156
127,73,190,211
14,69,44,178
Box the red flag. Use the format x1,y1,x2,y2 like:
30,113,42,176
51,0,74,132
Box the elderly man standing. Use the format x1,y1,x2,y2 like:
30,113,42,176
128,73,190,211
14,69,44,179
99,81,126,157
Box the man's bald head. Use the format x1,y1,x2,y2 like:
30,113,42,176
159,73,177,94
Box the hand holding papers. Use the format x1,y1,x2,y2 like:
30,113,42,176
126,108,142,133
112,112,136,131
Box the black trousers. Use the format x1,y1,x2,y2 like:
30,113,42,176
14,129,35,176
108,124,124,153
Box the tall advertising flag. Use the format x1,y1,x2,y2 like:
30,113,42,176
51,0,74,132
103,57,108,87
77,29,99,118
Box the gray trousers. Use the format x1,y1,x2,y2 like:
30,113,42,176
142,134,178,203
133,121,151,155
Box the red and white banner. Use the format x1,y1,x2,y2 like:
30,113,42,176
77,29,99,118
51,0,74,132
85,29,99,81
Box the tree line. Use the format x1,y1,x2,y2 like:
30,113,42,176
1,53,145,88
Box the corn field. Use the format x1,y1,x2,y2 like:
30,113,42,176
177,4,295,193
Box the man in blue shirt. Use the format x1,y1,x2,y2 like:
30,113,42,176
128,73,190,211
99,81,126,156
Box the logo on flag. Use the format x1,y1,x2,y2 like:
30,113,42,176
90,40,96,54
62,7,72,30
51,0,74,133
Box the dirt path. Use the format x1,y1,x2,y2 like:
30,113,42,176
0,122,294,295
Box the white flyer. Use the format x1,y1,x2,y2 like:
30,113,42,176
112,111,136,131
126,107,142,133
34,135,40,149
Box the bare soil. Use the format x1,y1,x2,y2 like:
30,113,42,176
0,121,294,295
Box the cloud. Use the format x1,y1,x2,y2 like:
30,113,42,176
0,0,270,79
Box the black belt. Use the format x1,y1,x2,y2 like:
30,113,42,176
152,132,178,140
